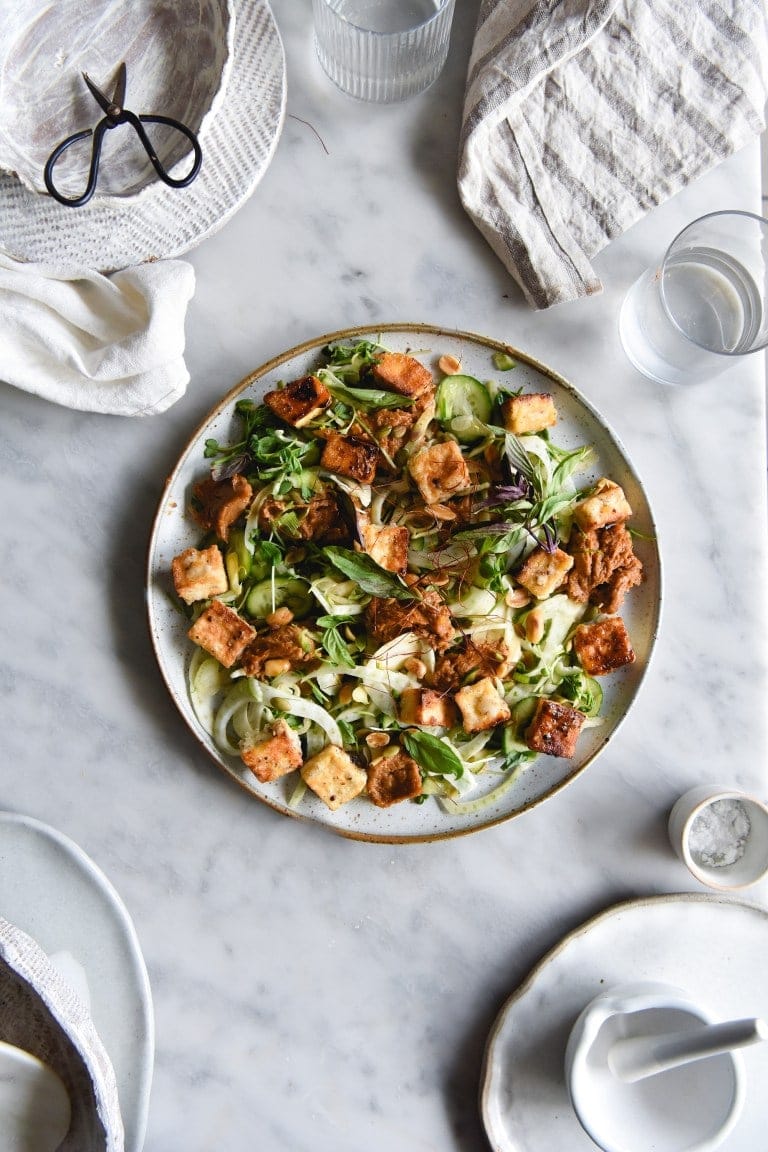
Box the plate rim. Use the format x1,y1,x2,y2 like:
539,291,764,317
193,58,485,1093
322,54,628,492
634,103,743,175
146,322,663,844
0,810,155,1152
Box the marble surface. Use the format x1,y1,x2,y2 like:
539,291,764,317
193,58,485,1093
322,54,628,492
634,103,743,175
1,2,767,1149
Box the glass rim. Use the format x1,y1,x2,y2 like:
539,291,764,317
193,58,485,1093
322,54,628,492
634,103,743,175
319,0,454,37
659,208,768,357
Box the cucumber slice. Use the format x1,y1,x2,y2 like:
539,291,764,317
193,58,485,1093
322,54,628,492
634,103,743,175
436,375,492,441
245,577,313,620
507,697,537,739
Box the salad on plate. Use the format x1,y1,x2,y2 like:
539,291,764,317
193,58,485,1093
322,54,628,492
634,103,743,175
170,339,644,817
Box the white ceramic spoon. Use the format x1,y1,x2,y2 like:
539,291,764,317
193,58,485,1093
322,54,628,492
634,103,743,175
608,1016,768,1083
0,1041,71,1152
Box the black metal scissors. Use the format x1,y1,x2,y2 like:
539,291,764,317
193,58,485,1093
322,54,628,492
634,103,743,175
44,62,202,207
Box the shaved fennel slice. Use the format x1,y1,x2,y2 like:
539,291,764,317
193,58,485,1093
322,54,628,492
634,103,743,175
189,649,231,736
367,632,422,670
271,694,343,746
440,756,529,815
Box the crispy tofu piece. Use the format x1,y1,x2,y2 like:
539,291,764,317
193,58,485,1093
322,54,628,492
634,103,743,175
301,745,367,811
573,478,632,530
360,521,410,574
241,719,303,783
320,432,379,483
365,588,456,653
573,616,635,676
409,440,471,505
516,547,574,599
191,474,253,542
367,750,423,807
500,392,557,435
371,352,434,398
188,600,256,668
454,676,511,733
525,698,585,758
172,545,228,605
263,375,331,428
399,688,457,728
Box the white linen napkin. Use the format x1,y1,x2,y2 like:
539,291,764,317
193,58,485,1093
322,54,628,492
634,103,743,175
458,0,768,309
0,253,195,415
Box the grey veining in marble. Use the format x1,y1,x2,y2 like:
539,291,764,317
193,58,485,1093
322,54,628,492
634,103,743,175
1,1,766,1148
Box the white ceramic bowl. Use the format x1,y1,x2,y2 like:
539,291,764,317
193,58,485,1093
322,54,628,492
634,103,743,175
565,981,745,1152
668,786,768,890
0,0,234,201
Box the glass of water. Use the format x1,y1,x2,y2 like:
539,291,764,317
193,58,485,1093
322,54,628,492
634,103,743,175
312,0,456,103
619,210,768,385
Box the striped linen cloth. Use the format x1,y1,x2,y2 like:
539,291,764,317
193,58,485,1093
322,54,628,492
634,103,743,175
458,0,768,309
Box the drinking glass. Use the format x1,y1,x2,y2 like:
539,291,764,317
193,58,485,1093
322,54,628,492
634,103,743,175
619,210,768,385
312,0,456,103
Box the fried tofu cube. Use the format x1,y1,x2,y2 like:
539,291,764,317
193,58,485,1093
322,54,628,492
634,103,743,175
454,676,511,733
371,352,434,398
500,392,557,435
525,698,585,758
320,433,379,483
191,474,253,542
516,547,574,599
172,545,228,604
187,599,256,668
573,478,632,530
301,745,367,810
573,616,635,676
360,522,410,574
399,688,457,728
263,375,331,428
367,750,423,807
241,719,303,783
409,440,471,504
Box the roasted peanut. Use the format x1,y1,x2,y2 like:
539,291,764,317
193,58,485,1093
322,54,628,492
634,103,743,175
525,609,545,643
365,731,390,748
263,658,292,677
506,587,531,608
266,606,294,627
438,354,462,375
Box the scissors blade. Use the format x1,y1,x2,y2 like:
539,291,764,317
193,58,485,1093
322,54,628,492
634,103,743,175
82,63,126,116
82,72,114,115
111,62,127,111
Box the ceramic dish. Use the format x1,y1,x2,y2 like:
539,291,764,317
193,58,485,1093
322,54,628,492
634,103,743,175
146,323,661,843
481,894,768,1152
0,0,234,200
0,0,286,270
0,812,154,1152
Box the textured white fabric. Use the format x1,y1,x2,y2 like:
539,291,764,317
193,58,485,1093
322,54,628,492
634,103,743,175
458,0,768,309
0,918,124,1152
0,254,195,415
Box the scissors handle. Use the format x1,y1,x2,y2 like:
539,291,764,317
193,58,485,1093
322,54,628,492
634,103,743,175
44,112,202,207
124,111,203,189
43,122,108,207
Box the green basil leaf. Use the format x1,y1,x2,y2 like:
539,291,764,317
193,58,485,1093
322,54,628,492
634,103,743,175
323,547,416,601
318,373,415,410
402,730,464,778
321,625,356,669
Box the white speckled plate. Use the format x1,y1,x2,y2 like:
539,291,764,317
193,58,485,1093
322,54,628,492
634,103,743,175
481,894,768,1152
0,0,286,270
146,323,662,843
0,812,154,1152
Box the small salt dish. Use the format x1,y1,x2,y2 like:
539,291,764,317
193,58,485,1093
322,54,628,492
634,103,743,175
668,786,768,891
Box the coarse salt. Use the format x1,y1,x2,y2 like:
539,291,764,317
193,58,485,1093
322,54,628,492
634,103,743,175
688,798,751,868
